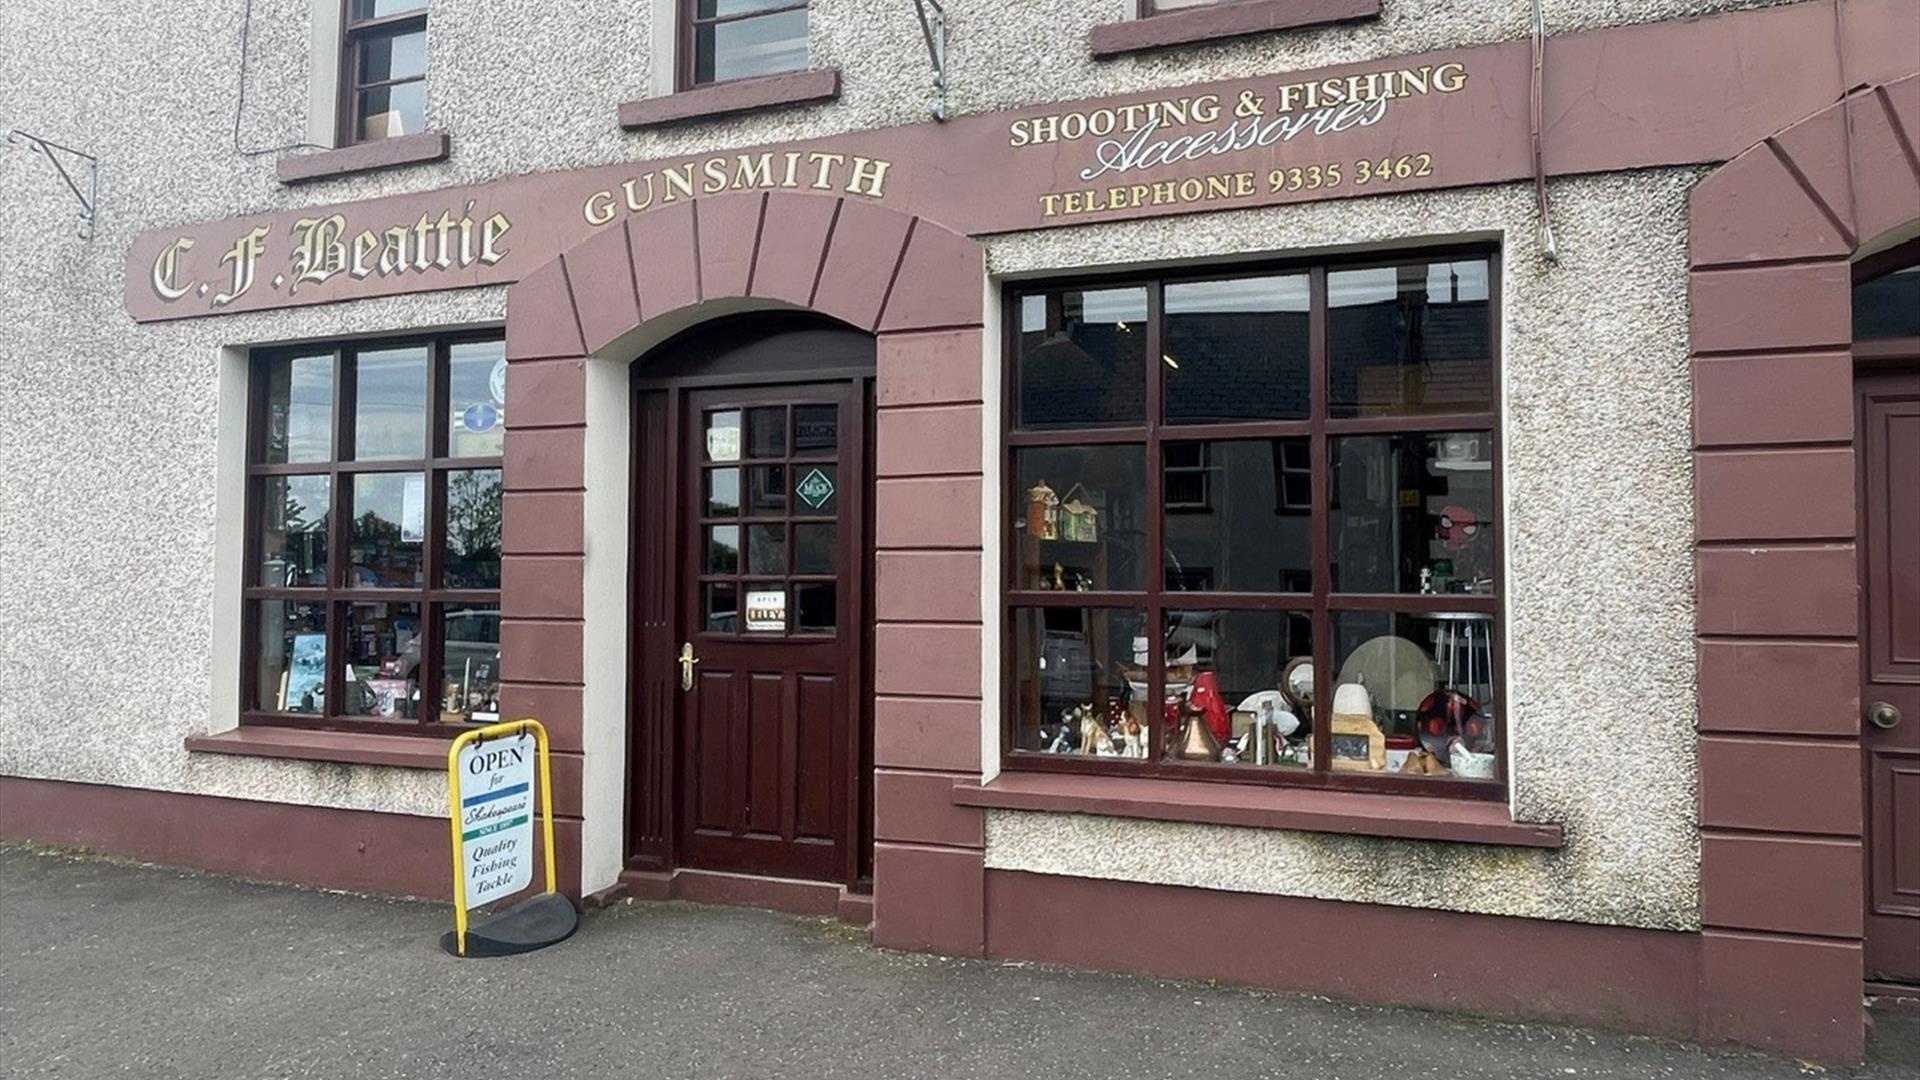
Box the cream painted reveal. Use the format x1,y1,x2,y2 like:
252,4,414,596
980,169,1704,931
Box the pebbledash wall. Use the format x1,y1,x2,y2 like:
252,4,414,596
1,0,1915,1065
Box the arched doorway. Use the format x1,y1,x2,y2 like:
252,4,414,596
626,313,878,891
1852,240,1920,991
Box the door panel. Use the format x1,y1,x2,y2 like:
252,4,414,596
676,383,859,883
1860,366,1920,984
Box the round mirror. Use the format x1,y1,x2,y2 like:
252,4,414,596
1281,656,1314,713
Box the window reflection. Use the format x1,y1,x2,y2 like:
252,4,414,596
353,347,428,460
434,604,500,724
1328,259,1492,417
265,354,333,464
1017,286,1148,429
259,475,330,586
1163,439,1311,593
442,469,501,589
1854,264,1920,340
1164,275,1309,423
350,473,427,587
447,340,506,458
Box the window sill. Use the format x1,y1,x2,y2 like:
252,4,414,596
1089,0,1382,58
275,131,450,185
618,68,841,129
951,772,1563,849
185,727,451,770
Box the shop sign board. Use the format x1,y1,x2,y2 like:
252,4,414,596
454,730,536,907
444,718,571,957
121,2,1875,322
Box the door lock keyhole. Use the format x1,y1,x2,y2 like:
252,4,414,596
1867,701,1902,730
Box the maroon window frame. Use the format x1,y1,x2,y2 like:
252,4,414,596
339,0,430,146
1001,245,1507,801
678,0,810,90
241,331,503,736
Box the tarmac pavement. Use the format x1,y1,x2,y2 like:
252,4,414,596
2,846,1915,1080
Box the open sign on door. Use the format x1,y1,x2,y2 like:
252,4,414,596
745,589,786,631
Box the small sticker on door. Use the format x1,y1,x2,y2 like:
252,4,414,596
795,468,834,510
745,589,787,631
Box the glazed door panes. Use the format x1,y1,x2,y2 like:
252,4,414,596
1860,365,1920,985
679,385,857,881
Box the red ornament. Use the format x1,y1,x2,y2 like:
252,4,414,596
1416,687,1481,764
1189,671,1232,744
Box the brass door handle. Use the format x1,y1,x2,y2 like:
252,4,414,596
1867,701,1902,730
678,642,700,691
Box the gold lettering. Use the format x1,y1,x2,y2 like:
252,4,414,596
480,213,511,265
782,151,802,187
733,152,774,190
1191,94,1220,123
379,225,410,276
287,214,347,294
622,176,655,212
213,227,269,307
806,151,845,190
1040,193,1063,217
583,190,617,226
1008,119,1032,148
149,238,194,301
846,156,891,199
351,231,379,279
1432,62,1467,93
702,157,730,194
431,211,458,270
661,163,697,202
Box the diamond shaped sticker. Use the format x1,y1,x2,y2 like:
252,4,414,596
795,468,835,510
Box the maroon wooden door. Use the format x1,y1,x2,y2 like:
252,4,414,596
674,382,865,882
1860,364,1920,986
1858,363,1920,983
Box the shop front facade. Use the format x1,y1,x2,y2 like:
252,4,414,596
2,0,1916,1064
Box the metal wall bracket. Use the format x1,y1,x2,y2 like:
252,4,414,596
3,129,98,241
912,0,949,122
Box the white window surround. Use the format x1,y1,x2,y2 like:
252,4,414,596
305,0,346,150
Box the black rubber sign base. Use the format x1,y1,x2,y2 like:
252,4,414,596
441,892,579,958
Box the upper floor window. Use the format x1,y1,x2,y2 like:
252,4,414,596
1004,250,1504,796
245,333,506,733
342,0,429,144
1144,0,1240,11
683,0,809,88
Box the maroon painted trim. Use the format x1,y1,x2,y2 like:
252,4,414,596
0,775,585,901
276,131,449,184
184,727,450,769
1091,0,1380,58
616,867,870,924
952,773,1562,847
618,69,840,129
985,869,1700,1040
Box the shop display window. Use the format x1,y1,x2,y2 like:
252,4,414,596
244,334,505,732
1004,250,1502,796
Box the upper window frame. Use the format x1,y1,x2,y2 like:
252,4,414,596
338,0,430,147
999,243,1506,802
241,330,504,738
676,0,810,91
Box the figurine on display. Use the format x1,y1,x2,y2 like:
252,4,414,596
1026,479,1060,540
1059,483,1100,543
1188,671,1232,745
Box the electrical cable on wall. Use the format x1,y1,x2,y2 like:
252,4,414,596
234,0,326,157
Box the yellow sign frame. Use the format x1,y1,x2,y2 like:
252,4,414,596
445,717,559,957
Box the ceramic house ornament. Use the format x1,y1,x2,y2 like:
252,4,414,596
1025,479,1059,540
